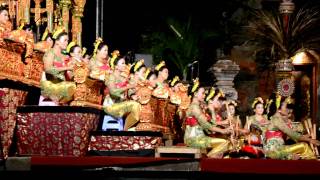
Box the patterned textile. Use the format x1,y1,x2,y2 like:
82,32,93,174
88,135,162,151
16,108,100,157
0,88,28,158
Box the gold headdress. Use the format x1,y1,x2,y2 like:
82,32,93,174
155,61,165,71
18,21,25,30
252,97,264,109
170,76,180,87
41,29,49,41
276,94,281,109
144,68,151,80
227,100,237,107
66,41,76,53
110,50,120,69
205,87,215,101
93,37,103,55
52,26,65,39
81,47,87,57
191,77,199,93
134,59,145,72
211,89,225,101
285,96,294,105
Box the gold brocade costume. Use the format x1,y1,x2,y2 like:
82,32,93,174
184,103,230,158
104,73,141,130
0,21,12,41
6,29,34,57
264,114,316,160
89,57,110,81
41,49,76,104
34,41,52,52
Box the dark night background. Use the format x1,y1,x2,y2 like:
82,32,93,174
80,0,320,84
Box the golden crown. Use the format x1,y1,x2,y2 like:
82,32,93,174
155,61,165,71
66,41,76,53
215,89,225,100
252,97,264,109
52,26,65,39
276,94,282,109
41,29,49,41
18,21,25,30
144,68,151,79
205,87,215,101
110,50,120,69
81,47,87,57
93,37,103,55
227,100,237,106
191,77,199,93
134,59,145,72
285,96,294,105
170,76,180,87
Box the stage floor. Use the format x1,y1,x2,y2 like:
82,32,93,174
2,156,320,178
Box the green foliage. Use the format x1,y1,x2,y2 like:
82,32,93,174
139,16,220,80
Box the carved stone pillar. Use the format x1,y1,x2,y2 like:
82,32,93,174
211,59,240,100
72,0,86,46
59,0,71,33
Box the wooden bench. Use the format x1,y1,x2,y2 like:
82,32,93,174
155,146,203,158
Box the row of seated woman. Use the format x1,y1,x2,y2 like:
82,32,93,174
38,27,191,143
183,82,320,159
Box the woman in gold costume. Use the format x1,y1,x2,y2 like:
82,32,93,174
134,66,165,131
0,5,12,41
65,41,88,80
184,79,231,158
166,76,190,142
40,28,76,104
241,97,268,157
264,93,320,159
104,56,141,130
152,61,171,132
128,59,147,100
89,38,110,81
245,97,269,135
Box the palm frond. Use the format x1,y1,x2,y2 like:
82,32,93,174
245,6,320,60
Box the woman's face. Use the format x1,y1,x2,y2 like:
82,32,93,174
160,68,169,80
0,10,9,24
228,105,235,116
57,34,68,50
196,88,205,102
148,74,157,87
136,67,146,79
116,58,126,71
254,103,264,115
71,46,82,58
279,102,289,116
46,37,53,47
97,45,108,59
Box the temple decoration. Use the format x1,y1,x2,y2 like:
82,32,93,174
30,0,46,41
17,0,31,25
46,0,54,32
8,1,16,25
59,0,71,33
72,0,86,46
210,58,240,100
275,0,295,79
